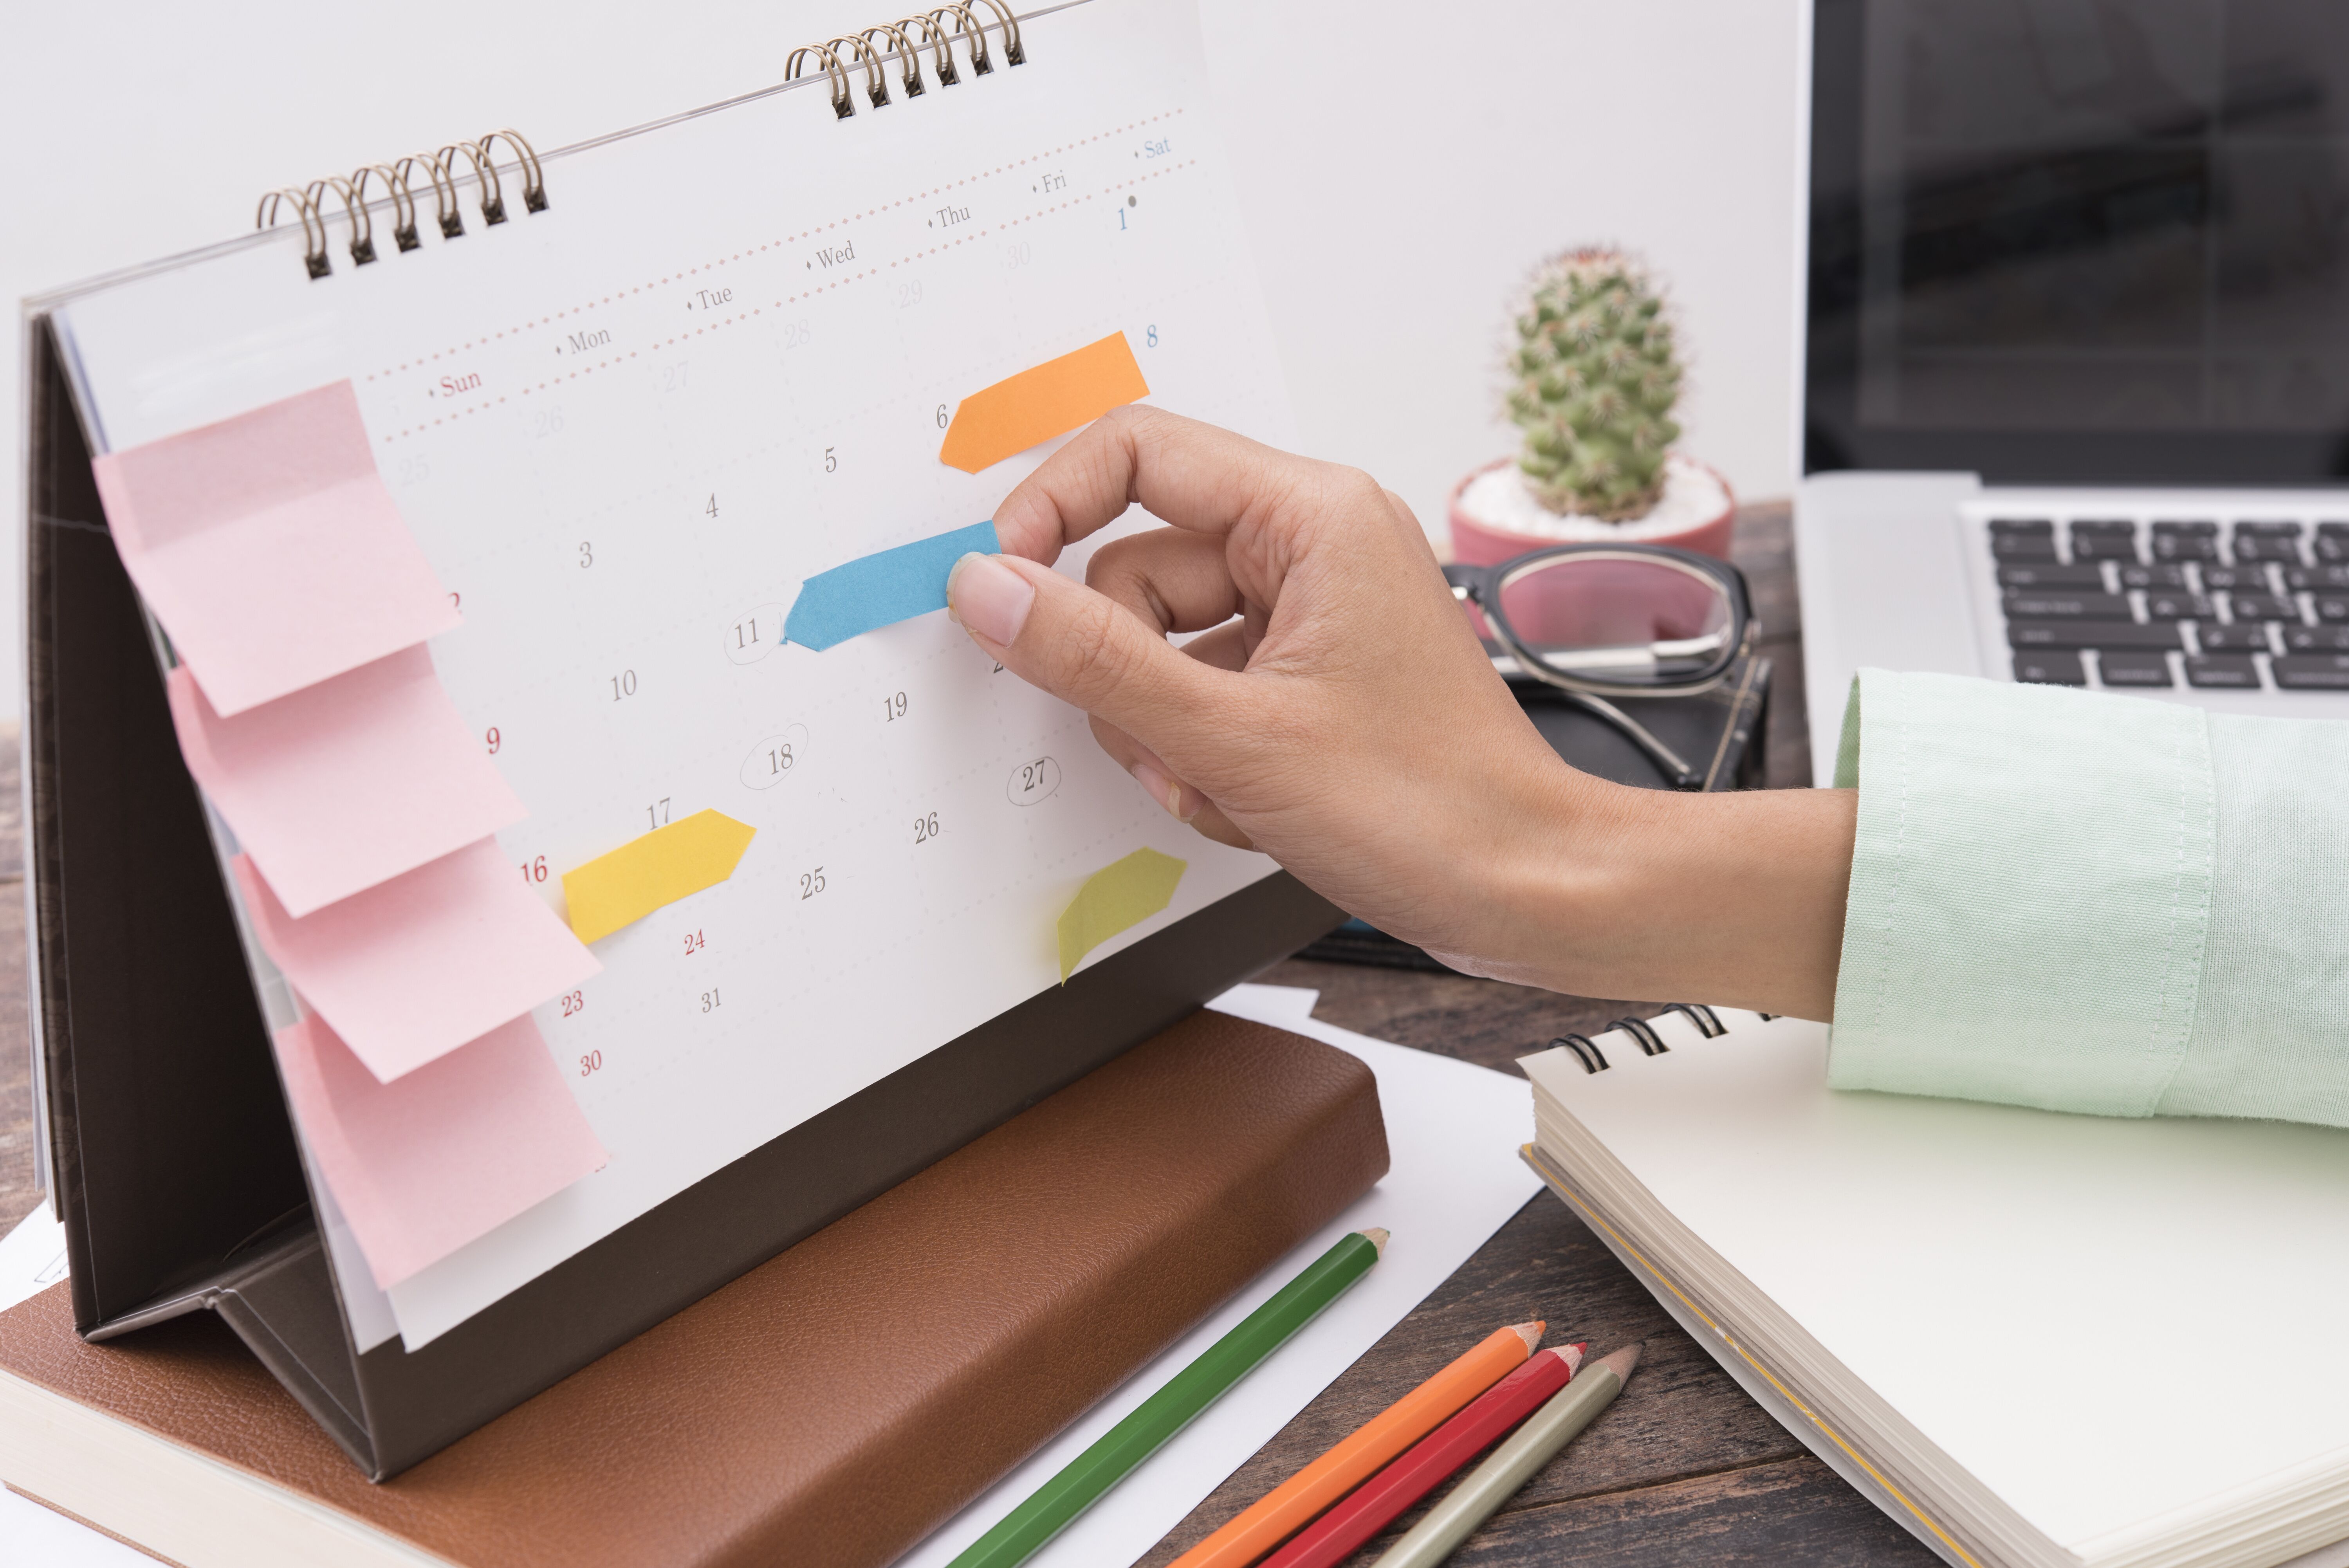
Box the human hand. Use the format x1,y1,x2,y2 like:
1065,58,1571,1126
945,407,1854,1012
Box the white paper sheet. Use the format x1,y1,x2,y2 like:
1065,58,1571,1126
0,1208,151,1565
1209,981,1319,1027
0,1484,154,1568
898,984,1541,1568
0,1205,67,1317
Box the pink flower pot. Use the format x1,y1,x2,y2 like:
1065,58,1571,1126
1447,456,1737,566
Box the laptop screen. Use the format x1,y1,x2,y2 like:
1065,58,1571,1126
1806,0,2349,484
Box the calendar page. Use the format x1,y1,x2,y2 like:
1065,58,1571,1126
48,0,1290,1348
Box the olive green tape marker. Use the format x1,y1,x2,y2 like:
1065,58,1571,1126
946,1227,1390,1568
1056,846,1185,982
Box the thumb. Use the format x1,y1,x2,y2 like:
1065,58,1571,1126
947,550,1234,774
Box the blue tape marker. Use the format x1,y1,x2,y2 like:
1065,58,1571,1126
783,521,1001,651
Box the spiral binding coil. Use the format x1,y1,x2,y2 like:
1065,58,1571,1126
1548,1003,1726,1075
1661,1003,1726,1038
1606,1016,1671,1057
258,129,548,280
787,1,1025,119
1552,1035,1611,1075
256,2,1024,278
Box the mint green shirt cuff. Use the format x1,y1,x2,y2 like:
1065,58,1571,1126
1830,668,2349,1128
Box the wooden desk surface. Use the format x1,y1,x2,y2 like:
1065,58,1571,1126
0,505,1936,1564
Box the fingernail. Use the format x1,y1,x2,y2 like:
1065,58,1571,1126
1130,760,1196,822
947,553,1034,647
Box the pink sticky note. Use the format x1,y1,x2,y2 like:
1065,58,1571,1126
275,1010,606,1290
236,841,600,1083
91,381,461,716
168,648,526,917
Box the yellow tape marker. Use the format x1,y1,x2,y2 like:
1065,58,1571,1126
1056,847,1187,983
938,332,1151,475
562,809,756,944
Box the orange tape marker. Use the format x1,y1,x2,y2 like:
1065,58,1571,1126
937,332,1150,474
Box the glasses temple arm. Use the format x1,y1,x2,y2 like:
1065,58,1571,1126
1557,690,1701,789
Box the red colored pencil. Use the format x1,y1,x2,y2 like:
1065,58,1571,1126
1258,1343,1588,1568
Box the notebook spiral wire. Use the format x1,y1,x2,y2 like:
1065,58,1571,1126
257,130,547,280
1549,1003,1728,1075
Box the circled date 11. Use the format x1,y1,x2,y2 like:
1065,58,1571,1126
724,601,785,666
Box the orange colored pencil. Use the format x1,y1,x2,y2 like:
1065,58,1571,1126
1168,1321,1545,1568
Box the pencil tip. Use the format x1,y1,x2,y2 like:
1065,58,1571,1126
1593,1343,1642,1382
1509,1321,1546,1351
1555,1342,1588,1374
1357,1227,1390,1257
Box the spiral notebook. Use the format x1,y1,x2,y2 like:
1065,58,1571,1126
1523,1010,2349,1568
19,0,1345,1478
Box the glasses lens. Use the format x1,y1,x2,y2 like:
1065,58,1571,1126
1494,555,1736,685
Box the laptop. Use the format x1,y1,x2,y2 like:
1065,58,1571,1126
1794,0,2349,784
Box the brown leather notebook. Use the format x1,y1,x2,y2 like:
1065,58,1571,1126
0,1010,1387,1568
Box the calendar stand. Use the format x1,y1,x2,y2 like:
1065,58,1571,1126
22,318,1343,1475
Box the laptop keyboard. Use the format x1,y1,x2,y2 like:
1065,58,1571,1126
1988,518,2349,692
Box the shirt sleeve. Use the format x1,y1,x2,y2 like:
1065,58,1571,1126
1828,668,2349,1129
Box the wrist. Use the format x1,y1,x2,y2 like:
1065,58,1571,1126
1427,758,1649,992
1445,765,1856,1019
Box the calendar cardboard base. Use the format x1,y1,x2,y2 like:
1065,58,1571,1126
23,314,1349,1478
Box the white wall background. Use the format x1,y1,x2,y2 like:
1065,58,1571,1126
0,0,1806,727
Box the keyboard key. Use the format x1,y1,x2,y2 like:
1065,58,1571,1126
2226,593,2297,622
2097,651,2174,687
2234,520,2304,551
2287,565,2349,591
2141,592,2212,621
2196,623,2273,653
2069,522,2142,561
2116,564,2189,590
2013,650,2085,686
2232,537,2306,563
1999,563,2106,589
2315,595,2349,623
2151,521,2219,561
2315,523,2349,563
2003,591,2135,620
1992,533,2059,562
2185,654,2261,689
2274,654,2349,690
2007,620,2181,650
2285,625,2349,653
1988,518,2054,536
2199,565,2268,592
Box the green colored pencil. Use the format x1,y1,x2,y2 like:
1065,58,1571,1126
946,1227,1390,1568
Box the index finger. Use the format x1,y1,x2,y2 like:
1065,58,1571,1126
991,405,1306,565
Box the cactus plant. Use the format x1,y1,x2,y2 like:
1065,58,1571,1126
1505,249,1682,522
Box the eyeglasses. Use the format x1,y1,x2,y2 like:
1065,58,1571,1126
1443,543,1757,790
